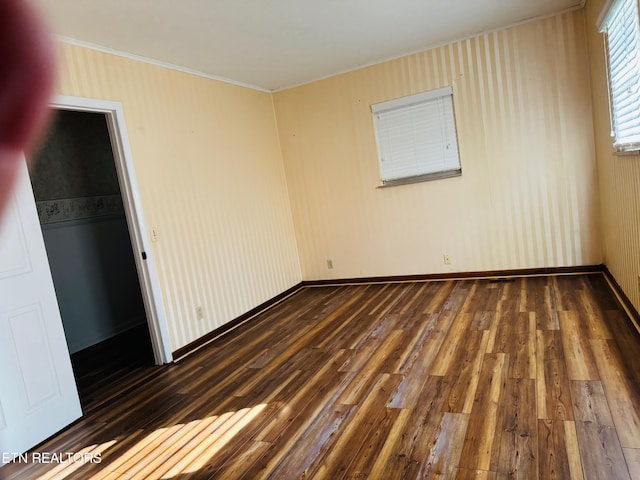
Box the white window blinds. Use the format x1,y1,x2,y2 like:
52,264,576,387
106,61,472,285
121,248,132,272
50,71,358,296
599,0,640,152
372,86,461,185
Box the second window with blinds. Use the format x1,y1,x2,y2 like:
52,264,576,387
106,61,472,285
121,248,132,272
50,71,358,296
598,0,640,153
372,86,462,187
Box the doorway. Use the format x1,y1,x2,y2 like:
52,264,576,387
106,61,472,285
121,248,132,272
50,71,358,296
28,109,156,410
33,96,172,409
0,96,172,461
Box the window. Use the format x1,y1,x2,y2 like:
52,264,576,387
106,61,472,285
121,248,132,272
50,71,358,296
599,0,640,152
371,86,461,187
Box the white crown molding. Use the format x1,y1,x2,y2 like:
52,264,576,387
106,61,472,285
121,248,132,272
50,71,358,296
56,36,272,93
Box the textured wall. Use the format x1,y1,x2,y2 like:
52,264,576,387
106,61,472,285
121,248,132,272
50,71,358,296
585,0,640,314
30,110,124,224
55,43,302,351
274,10,601,280
31,111,119,200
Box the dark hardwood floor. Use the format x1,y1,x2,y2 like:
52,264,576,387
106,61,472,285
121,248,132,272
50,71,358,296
70,323,157,414
3,273,640,479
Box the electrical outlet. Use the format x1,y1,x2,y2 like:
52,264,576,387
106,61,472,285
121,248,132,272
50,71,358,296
151,228,159,243
196,306,204,320
443,254,452,265
327,259,334,269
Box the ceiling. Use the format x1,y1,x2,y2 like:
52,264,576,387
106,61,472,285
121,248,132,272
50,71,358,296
34,0,584,92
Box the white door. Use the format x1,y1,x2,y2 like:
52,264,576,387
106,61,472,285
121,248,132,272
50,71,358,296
0,157,81,466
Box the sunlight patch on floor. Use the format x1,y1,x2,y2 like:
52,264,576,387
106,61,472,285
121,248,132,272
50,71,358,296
74,403,269,479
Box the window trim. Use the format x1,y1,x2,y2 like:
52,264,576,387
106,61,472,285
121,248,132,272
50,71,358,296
375,168,462,189
371,86,454,114
371,86,462,187
598,0,640,154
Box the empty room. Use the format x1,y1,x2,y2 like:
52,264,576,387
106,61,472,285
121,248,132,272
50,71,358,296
1,0,640,478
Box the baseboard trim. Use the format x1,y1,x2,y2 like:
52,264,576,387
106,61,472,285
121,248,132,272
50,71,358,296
172,282,304,361
602,266,640,335
68,316,147,355
71,322,151,363
301,264,605,287
172,265,608,361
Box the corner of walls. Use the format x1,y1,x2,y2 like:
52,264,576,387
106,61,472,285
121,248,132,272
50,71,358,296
55,41,302,352
578,5,605,267
269,93,304,281
582,0,640,315
273,10,601,281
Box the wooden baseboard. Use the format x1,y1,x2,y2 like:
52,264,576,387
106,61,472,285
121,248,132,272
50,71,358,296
602,266,640,335
301,264,605,287
172,265,608,361
172,282,303,361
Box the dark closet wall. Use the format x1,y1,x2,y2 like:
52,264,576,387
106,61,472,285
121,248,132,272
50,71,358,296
29,110,146,353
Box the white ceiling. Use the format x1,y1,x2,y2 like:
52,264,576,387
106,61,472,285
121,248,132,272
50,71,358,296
34,0,583,92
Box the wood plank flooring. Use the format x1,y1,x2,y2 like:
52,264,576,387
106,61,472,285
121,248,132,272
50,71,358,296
70,323,156,414
3,273,640,479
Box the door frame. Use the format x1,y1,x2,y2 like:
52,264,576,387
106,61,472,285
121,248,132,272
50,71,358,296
50,95,172,364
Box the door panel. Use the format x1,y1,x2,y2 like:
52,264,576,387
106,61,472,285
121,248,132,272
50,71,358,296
0,157,81,465
0,198,30,278
8,306,61,409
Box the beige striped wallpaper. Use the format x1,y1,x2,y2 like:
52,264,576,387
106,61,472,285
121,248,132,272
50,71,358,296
53,43,302,351
47,6,624,353
273,10,601,281
585,0,640,315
